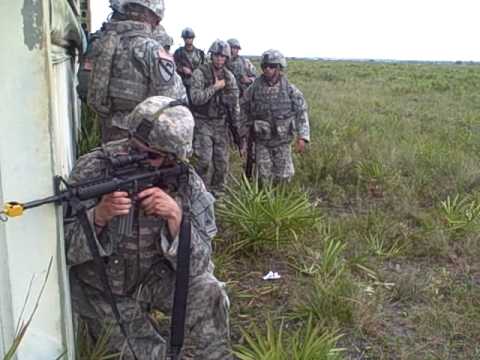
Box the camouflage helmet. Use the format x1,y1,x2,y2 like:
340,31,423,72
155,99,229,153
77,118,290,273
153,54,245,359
181,27,195,39
209,40,231,59
261,49,287,69
127,96,194,161
110,0,123,12
122,0,165,19
227,38,241,49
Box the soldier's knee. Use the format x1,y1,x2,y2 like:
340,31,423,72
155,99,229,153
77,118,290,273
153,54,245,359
190,274,230,311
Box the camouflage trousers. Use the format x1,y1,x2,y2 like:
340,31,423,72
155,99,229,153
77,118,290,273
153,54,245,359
193,118,229,194
71,266,232,359
255,142,294,183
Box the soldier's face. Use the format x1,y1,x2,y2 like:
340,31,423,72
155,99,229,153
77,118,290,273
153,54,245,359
212,54,227,69
132,139,167,167
184,38,194,47
262,63,280,80
231,47,240,57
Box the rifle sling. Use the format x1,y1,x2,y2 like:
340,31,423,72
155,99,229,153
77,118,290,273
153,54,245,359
168,175,192,359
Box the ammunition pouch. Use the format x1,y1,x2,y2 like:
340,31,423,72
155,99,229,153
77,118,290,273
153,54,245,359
253,120,272,141
274,116,294,138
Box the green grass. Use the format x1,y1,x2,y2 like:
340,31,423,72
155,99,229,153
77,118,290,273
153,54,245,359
218,60,480,359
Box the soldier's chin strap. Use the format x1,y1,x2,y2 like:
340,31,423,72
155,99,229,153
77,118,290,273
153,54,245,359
70,196,140,360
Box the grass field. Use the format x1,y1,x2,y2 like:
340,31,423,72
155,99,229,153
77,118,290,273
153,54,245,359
218,60,480,359
78,60,480,359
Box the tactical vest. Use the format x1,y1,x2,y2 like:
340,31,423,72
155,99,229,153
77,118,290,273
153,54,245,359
191,64,233,119
250,76,294,120
108,22,154,112
250,76,295,142
174,47,205,73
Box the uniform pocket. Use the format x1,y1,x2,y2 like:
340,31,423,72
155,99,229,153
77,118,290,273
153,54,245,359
254,120,272,141
275,117,294,139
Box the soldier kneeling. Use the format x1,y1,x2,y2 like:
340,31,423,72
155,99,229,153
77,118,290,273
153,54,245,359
65,96,232,359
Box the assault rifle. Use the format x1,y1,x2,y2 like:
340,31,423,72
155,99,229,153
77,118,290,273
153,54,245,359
225,104,244,156
245,125,255,179
1,154,192,360
1,154,188,221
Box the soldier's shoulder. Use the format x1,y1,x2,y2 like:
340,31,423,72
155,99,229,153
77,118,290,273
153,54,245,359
132,34,160,49
287,82,305,96
251,76,264,88
194,47,205,56
71,140,129,181
70,149,107,182
174,46,185,55
223,67,236,80
188,167,209,194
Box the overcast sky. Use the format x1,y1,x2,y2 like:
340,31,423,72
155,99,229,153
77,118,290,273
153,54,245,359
91,0,480,61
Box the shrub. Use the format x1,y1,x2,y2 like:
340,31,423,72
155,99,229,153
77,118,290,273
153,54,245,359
217,176,321,252
234,317,344,360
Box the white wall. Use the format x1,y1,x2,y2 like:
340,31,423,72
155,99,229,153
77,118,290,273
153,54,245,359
0,0,75,358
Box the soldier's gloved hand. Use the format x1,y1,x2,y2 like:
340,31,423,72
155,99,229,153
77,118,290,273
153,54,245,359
138,187,182,238
213,78,226,91
95,192,132,227
295,138,306,154
183,66,192,75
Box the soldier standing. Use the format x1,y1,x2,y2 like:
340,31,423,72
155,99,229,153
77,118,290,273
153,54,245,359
87,0,182,143
243,49,310,184
226,38,256,98
173,28,206,100
65,96,233,359
189,40,244,196
77,0,127,102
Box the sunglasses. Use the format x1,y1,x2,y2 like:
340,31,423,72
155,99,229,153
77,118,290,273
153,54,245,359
262,63,279,70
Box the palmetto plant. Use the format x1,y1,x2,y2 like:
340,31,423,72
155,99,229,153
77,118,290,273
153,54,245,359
234,317,343,360
439,194,480,232
217,176,320,252
291,273,356,327
288,233,346,280
364,231,405,259
78,105,101,156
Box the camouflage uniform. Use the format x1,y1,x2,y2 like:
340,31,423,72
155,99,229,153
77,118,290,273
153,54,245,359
88,17,183,143
65,97,232,359
244,58,257,78
243,70,310,182
226,39,256,98
173,46,206,91
189,42,241,194
153,29,188,103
